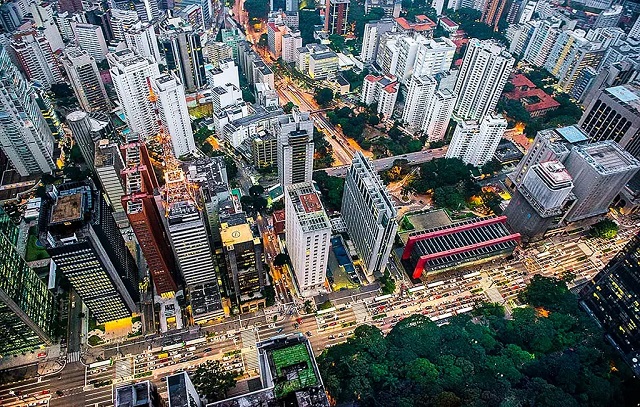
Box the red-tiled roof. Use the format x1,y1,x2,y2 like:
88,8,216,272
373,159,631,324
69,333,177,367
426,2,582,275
505,88,561,113
439,16,458,27
383,82,399,93
395,16,436,31
510,74,535,88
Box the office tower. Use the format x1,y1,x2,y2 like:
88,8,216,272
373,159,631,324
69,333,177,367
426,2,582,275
0,46,55,176
360,74,399,118
412,37,456,78
221,28,242,63
267,22,286,59
151,74,196,158
108,49,160,140
581,60,640,108
285,182,331,297
205,41,233,67
286,0,299,11
545,30,605,94
342,152,398,279
276,110,314,187
61,48,110,113
482,0,508,29
11,30,63,89
282,31,302,63
402,75,438,129
206,59,240,89
33,86,63,140
158,20,207,92
453,39,514,121
67,111,97,169
562,141,640,222
167,372,202,407
594,5,622,28
504,161,574,242
110,9,141,42
447,113,508,166
522,18,562,67
73,23,108,62
360,19,394,64
94,139,128,226
580,235,640,374
85,7,114,43
0,207,55,355
579,83,640,158
630,15,640,39
39,181,140,323
121,134,178,296
58,0,83,13
115,381,164,407
125,21,162,64
324,0,349,35
31,3,64,52
113,0,156,23
220,214,266,311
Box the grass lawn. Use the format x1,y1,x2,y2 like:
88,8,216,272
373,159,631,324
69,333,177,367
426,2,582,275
24,233,49,262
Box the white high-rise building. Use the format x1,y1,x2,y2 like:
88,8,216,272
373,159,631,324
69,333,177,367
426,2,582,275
630,15,640,39
361,74,400,118
446,113,508,166
11,30,63,89
360,19,394,64
61,48,110,112
422,89,456,142
205,59,240,89
285,182,331,297
402,75,438,129
108,49,160,140
393,35,419,83
110,9,140,42
522,18,562,67
151,73,196,158
412,37,456,77
125,21,161,63
453,39,514,122
341,152,398,279
0,46,56,176
281,31,302,63
73,23,108,62
276,110,314,187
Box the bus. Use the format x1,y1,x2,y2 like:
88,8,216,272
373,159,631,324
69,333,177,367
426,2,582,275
88,359,112,369
408,285,426,293
427,281,444,288
317,307,337,316
463,272,481,279
374,294,393,302
186,337,206,346
162,342,185,352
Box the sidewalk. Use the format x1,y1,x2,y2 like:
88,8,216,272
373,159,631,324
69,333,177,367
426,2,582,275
0,344,65,377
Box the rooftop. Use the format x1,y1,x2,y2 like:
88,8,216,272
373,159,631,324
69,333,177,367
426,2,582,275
573,141,640,175
286,183,331,233
50,193,84,225
538,161,573,185
114,381,153,407
220,222,255,246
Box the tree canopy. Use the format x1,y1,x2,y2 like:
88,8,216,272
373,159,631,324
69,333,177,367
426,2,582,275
314,87,334,107
318,276,640,407
313,170,344,211
191,360,237,402
589,218,619,239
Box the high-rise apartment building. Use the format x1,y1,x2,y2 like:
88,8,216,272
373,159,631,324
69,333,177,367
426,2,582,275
522,18,562,67
360,19,394,64
206,41,233,67
562,141,640,222
221,27,242,63
94,139,128,226
579,83,640,158
447,113,508,166
360,74,399,118
108,49,160,140
276,110,314,187
73,23,108,62
61,48,110,113
11,30,63,89
285,182,331,297
342,152,398,279
481,0,508,29
85,7,114,43
594,5,622,28
0,207,55,355
580,234,640,375
402,75,437,129
412,37,456,78
125,21,162,63
281,31,302,63
121,134,179,296
453,39,514,121
630,15,640,39
39,181,140,323
324,0,349,35
158,19,207,92
110,9,140,42
0,45,56,176
423,89,456,142
151,74,196,158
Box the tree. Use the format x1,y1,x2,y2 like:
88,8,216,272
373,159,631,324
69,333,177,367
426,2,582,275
368,114,380,126
314,87,334,107
328,34,345,51
273,253,290,266
282,101,295,113
379,270,396,295
433,186,466,210
590,218,619,239
258,33,268,48
249,185,265,196
191,360,236,402
299,10,321,45
481,159,503,175
313,170,344,210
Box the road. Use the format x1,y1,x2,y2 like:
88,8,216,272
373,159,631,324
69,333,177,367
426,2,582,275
320,147,448,177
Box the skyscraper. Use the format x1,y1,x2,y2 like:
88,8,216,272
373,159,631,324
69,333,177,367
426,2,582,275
39,181,140,323
11,30,63,89
447,113,508,166
285,182,331,297
422,89,456,142
341,152,398,279
562,141,640,222
402,75,438,130
581,233,640,374
151,74,196,158
360,19,394,64
94,139,128,227
108,49,160,140
0,206,56,355
324,0,350,35
72,23,108,62
482,0,508,29
158,20,207,92
453,39,514,121
125,21,162,63
579,83,640,158
61,48,111,113
276,110,314,187
121,134,178,296
0,45,56,176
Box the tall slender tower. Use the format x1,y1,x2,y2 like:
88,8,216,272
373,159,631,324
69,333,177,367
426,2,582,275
453,39,514,121
11,30,63,89
276,110,314,187
62,48,111,113
0,45,56,176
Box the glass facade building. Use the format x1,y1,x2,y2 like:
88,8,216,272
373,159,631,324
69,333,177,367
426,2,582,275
0,207,55,355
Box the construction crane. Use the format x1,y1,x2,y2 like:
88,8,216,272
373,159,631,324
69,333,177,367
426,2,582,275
146,77,201,216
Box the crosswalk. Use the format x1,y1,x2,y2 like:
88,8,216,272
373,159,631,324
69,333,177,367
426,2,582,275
352,303,369,323
240,329,259,375
66,351,81,363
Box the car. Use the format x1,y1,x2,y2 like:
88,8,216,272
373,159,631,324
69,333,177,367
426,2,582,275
41,390,49,395
55,391,64,397
203,347,212,352
305,331,312,337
